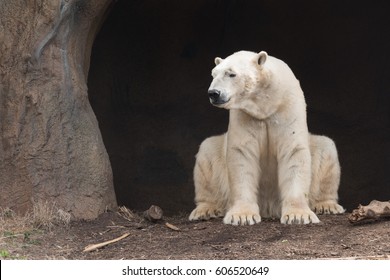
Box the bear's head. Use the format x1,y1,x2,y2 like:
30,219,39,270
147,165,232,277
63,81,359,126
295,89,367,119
208,50,290,120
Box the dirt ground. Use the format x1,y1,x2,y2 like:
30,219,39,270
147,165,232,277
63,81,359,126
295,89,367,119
1,207,389,260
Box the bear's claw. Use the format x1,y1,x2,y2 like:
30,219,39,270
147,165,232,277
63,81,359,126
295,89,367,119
223,213,261,225
313,202,345,215
281,209,320,224
189,205,223,221
223,204,261,226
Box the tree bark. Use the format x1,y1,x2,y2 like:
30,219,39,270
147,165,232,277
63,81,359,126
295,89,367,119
0,0,117,219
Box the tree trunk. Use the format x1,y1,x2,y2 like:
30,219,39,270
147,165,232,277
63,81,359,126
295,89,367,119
0,0,117,219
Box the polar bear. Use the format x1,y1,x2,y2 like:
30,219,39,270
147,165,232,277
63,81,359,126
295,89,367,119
189,50,344,225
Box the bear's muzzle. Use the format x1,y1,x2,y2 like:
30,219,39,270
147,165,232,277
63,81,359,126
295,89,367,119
208,89,229,105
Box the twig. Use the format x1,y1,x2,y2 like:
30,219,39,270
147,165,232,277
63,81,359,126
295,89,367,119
118,206,136,222
83,232,130,252
0,233,25,240
165,222,180,231
106,225,127,229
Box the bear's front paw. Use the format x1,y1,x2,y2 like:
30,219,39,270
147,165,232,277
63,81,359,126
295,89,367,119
223,204,261,226
313,201,345,215
189,204,224,221
281,208,320,224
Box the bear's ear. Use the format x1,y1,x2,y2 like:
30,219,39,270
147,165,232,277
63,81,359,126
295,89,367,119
214,57,223,65
257,51,268,66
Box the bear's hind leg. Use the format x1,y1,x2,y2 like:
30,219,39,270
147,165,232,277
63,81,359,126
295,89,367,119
309,135,345,214
189,135,228,221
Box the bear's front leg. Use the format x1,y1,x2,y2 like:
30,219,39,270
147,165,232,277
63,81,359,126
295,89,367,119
223,129,261,225
189,135,228,221
278,143,320,224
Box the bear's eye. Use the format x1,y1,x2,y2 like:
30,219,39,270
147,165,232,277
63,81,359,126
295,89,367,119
228,73,236,78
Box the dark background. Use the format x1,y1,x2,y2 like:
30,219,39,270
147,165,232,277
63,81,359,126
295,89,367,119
88,0,390,215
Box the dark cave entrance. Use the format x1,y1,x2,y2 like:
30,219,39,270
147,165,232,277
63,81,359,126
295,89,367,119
88,0,390,214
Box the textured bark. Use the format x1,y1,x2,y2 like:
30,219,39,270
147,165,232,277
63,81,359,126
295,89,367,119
0,0,117,219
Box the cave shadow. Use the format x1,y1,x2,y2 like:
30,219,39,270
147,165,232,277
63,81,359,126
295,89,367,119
88,0,390,214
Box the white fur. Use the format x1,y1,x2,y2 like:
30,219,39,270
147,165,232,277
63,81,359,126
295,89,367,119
189,51,344,225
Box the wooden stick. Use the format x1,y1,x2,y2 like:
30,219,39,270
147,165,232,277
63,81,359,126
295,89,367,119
83,232,130,252
165,222,180,231
348,200,390,224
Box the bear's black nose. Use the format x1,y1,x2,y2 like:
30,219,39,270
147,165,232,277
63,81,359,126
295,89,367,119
208,89,221,102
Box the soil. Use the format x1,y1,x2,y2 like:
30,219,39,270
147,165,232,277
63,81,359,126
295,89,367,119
1,209,390,260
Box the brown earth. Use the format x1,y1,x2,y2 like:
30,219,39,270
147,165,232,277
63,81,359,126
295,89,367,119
1,209,389,260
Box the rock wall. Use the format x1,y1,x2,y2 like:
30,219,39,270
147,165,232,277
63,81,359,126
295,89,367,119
0,0,117,219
